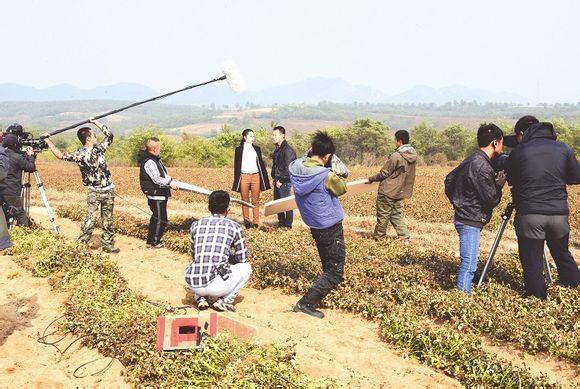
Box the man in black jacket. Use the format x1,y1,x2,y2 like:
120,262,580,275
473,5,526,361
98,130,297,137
271,126,297,228
445,123,506,294
506,121,580,299
137,137,180,248
0,133,36,226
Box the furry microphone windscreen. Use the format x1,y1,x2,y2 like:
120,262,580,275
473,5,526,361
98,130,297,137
221,60,246,93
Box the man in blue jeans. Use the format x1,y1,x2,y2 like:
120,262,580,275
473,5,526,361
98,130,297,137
445,123,506,294
271,126,297,228
289,131,347,318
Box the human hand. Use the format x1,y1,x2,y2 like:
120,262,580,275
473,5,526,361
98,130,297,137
495,171,506,187
276,180,282,189
365,178,372,184
24,146,34,156
170,180,179,190
88,117,103,128
41,133,53,145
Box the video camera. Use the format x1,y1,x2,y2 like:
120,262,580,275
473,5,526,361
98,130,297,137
5,123,48,153
491,153,508,173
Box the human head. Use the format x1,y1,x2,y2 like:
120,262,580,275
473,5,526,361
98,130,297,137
2,134,19,150
272,126,286,146
208,190,230,215
146,137,161,156
240,129,254,145
477,123,504,156
394,130,410,147
311,131,335,164
514,115,539,144
77,127,95,146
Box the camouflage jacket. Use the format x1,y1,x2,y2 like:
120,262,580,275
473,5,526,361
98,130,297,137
62,125,114,189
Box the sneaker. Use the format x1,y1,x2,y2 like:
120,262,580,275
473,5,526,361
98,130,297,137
293,302,324,319
147,241,165,249
213,298,236,312
102,246,120,254
196,297,209,311
244,221,253,229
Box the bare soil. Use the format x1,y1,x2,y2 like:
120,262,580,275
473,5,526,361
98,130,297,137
1,200,577,387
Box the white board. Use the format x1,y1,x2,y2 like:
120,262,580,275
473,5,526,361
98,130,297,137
264,179,378,216
176,182,255,208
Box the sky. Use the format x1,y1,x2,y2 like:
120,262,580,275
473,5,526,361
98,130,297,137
1,0,579,102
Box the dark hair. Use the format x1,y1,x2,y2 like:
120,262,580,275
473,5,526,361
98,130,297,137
209,190,230,214
311,131,335,157
77,127,92,145
395,130,410,145
273,126,286,135
477,123,503,148
240,129,253,146
514,115,539,135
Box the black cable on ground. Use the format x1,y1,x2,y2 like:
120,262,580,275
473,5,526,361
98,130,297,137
37,314,121,378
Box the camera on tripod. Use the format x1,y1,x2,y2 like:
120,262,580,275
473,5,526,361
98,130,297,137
5,123,48,153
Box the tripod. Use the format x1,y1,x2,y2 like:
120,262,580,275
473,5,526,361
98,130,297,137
477,202,552,285
20,170,60,233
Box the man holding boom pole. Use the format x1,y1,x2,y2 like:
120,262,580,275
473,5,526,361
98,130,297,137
43,119,120,253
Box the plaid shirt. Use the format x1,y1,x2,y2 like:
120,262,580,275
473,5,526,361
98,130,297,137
62,125,114,189
185,214,248,288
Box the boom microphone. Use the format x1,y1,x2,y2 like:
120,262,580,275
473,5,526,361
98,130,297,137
44,61,246,138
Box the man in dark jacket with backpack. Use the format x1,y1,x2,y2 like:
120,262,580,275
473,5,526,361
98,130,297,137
506,121,580,299
445,123,506,294
138,137,181,248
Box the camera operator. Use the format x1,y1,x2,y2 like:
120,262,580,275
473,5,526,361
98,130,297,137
505,117,580,299
0,133,36,226
0,141,12,249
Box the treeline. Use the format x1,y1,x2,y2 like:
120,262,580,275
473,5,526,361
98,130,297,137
38,118,578,167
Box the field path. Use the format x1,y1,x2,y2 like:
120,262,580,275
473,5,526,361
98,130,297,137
29,207,461,388
0,254,126,388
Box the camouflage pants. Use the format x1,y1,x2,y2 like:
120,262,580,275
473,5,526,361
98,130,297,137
373,194,410,240
79,188,115,248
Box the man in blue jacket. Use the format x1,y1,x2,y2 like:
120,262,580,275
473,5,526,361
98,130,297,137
445,123,506,294
289,131,347,319
506,121,580,299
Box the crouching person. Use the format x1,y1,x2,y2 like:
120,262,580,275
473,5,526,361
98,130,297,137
185,190,252,312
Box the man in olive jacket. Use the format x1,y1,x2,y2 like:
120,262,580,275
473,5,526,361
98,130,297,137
367,130,417,242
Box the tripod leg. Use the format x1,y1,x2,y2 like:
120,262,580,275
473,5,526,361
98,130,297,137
478,217,508,286
542,245,553,284
32,171,59,234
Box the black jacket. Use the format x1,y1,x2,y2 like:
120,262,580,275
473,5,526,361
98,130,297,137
271,140,297,184
506,122,579,215
445,150,503,228
232,144,271,192
0,148,36,198
137,150,171,197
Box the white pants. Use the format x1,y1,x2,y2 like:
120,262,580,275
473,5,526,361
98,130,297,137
190,262,252,304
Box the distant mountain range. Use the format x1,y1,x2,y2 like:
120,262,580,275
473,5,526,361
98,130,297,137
0,78,531,105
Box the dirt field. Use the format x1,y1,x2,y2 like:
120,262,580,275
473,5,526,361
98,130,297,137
1,163,578,386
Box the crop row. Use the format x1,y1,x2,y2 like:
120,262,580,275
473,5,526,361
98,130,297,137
57,205,577,386
38,162,579,232
9,227,317,387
